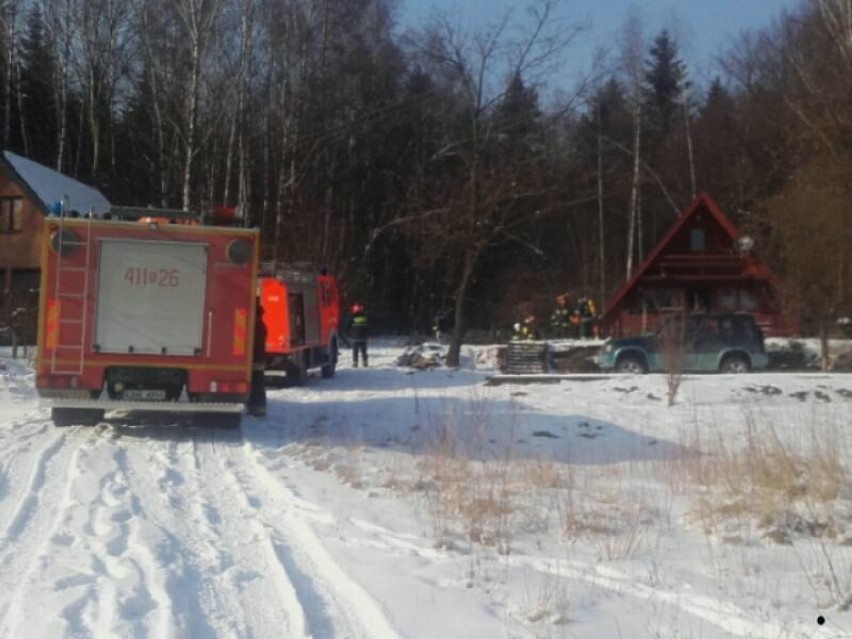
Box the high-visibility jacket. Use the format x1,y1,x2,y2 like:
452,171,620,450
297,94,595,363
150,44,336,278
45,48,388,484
348,311,368,341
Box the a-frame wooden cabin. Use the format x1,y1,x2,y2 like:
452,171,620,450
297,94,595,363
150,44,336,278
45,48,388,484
598,193,796,338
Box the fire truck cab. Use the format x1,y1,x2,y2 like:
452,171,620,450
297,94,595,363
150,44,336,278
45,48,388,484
258,263,339,384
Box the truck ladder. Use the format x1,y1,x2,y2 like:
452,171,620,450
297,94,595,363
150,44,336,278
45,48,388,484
51,213,94,376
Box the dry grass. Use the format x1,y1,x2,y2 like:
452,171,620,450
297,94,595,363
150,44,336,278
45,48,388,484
672,412,852,543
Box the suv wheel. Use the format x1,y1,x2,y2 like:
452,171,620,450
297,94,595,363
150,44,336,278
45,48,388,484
616,354,647,374
720,354,750,373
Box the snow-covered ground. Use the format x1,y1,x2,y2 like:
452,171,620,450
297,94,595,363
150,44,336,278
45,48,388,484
1,339,851,638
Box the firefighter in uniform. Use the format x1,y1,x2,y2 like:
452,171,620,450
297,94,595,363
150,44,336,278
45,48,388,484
512,314,539,341
568,301,582,339
549,294,570,338
247,299,267,416
347,303,369,367
580,297,596,339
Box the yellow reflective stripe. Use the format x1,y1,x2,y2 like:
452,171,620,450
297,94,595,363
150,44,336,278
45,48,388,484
233,308,247,356
45,299,60,349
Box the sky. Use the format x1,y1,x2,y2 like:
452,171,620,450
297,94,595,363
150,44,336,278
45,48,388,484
399,0,804,88
1,338,851,637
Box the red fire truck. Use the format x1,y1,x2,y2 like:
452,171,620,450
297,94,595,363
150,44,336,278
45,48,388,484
35,212,259,428
258,263,340,384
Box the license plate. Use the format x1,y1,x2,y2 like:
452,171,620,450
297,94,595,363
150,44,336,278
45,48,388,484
124,389,167,401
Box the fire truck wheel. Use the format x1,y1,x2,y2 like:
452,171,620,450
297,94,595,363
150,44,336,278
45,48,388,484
321,343,337,379
287,354,307,386
51,407,105,427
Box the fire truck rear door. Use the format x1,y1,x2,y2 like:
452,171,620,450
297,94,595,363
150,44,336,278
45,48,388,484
94,239,207,355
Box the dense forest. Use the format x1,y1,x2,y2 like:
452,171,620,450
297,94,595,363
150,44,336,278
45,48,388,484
2,0,850,364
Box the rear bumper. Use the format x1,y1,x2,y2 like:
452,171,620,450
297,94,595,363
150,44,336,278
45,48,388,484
36,389,92,400
39,398,244,413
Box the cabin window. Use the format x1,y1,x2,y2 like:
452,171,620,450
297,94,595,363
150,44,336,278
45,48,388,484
654,288,679,310
0,197,23,233
627,288,679,314
717,287,737,311
690,228,705,252
740,288,758,311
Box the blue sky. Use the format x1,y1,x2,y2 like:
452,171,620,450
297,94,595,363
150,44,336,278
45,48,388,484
398,0,804,88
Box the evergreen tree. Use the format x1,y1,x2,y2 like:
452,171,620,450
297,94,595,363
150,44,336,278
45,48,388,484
493,72,542,152
643,30,688,141
19,5,57,165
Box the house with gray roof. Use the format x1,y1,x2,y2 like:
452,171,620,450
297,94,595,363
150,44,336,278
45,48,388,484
0,151,111,344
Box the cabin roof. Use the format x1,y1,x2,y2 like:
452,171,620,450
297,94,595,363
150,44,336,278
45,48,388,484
1,150,111,216
600,193,747,321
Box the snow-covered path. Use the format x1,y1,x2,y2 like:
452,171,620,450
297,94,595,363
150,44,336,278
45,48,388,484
0,411,403,639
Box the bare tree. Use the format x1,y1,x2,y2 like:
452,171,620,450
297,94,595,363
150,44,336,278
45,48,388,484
73,0,133,175
656,313,687,406
766,160,852,369
41,0,76,171
172,0,223,210
402,0,582,367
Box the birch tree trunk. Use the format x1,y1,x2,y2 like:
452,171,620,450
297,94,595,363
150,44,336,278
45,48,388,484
596,99,606,311
173,0,221,211
44,0,75,171
137,2,169,206
621,13,644,280
236,0,254,224
627,100,641,279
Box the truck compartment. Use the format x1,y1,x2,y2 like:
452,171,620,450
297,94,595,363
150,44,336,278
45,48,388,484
94,239,207,355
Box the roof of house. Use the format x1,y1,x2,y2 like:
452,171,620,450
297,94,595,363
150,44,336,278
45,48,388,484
1,150,111,216
600,193,760,323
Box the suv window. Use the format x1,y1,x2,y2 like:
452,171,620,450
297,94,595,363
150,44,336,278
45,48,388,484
732,316,756,342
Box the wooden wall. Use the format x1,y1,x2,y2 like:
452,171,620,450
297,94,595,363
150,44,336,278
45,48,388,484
0,169,44,270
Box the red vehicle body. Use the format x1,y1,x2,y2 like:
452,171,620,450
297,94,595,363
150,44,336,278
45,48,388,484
35,215,259,428
258,263,340,383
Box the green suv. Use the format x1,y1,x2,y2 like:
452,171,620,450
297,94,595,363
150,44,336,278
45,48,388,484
597,313,769,374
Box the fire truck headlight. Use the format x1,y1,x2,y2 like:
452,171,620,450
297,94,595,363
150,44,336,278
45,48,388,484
227,239,251,265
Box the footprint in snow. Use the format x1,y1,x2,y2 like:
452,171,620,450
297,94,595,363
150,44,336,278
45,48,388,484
532,430,559,439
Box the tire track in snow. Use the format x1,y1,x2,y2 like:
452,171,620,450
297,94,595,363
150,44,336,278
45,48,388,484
43,439,177,639
247,491,831,639
120,432,239,638
189,433,310,638
333,510,834,639
118,429,307,638
219,440,400,639
0,429,69,544
507,556,835,639
0,416,51,510
0,426,97,636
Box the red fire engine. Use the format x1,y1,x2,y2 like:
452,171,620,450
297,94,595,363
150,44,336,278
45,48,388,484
258,263,340,384
35,210,259,428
